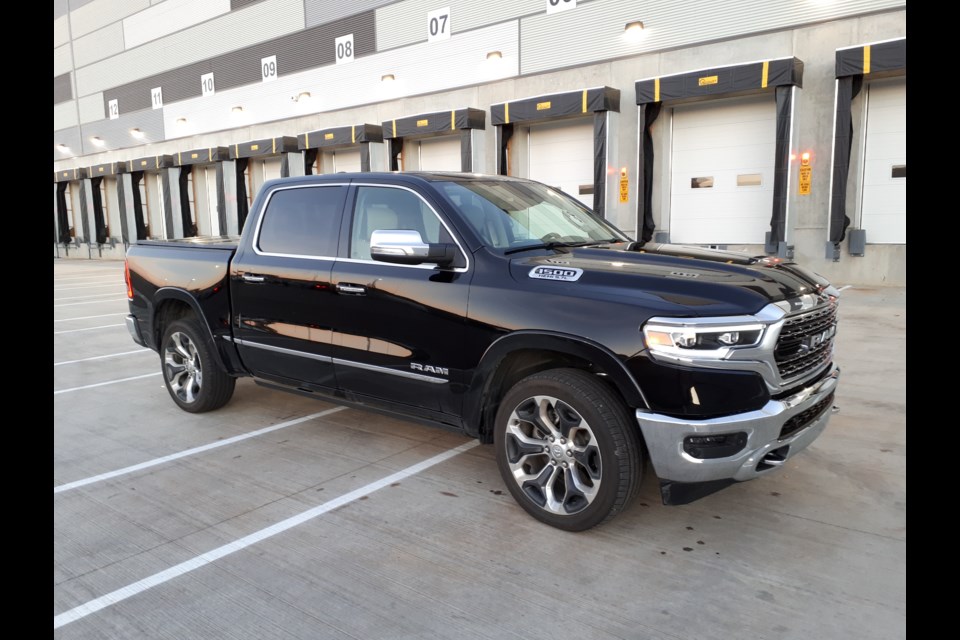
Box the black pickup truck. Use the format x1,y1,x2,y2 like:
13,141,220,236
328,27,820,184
124,172,840,530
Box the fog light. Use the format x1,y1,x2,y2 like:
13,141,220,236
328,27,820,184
683,432,748,459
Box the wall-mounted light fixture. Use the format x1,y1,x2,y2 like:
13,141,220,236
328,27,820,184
381,74,395,82
130,128,145,139
486,50,502,60
57,144,71,154
292,91,312,103
624,21,645,42
90,136,106,147
231,105,244,113
176,117,187,125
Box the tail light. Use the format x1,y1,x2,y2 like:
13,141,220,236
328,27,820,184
124,260,133,300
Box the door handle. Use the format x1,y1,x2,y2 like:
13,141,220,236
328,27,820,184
336,283,366,295
242,273,265,283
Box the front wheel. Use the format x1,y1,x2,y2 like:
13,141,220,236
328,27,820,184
160,317,236,413
494,368,643,531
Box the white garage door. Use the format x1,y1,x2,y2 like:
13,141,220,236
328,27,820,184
250,157,283,199
860,78,906,243
418,136,461,171
528,118,594,207
333,148,362,173
670,96,775,244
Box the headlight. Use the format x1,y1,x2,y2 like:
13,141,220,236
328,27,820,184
642,321,765,360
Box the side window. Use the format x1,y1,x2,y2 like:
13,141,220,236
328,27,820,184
350,186,451,260
257,186,345,256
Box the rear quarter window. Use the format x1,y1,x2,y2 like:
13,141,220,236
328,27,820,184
257,185,346,256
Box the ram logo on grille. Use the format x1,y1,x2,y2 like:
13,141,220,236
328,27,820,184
799,325,837,353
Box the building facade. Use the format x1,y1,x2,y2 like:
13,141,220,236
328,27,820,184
53,0,906,285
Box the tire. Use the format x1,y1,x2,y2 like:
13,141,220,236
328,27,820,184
493,368,643,531
160,317,236,413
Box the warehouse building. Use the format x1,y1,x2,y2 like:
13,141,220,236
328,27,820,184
53,0,906,285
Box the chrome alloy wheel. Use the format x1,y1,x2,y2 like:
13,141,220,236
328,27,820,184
164,331,203,403
503,395,602,515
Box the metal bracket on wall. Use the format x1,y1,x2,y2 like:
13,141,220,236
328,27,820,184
776,242,794,260
653,231,670,244
847,229,866,257
824,241,841,262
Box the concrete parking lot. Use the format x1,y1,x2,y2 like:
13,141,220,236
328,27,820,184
54,259,906,639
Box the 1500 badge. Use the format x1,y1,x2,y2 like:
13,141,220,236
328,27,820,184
528,266,584,282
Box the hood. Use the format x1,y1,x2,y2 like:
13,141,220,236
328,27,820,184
509,243,833,317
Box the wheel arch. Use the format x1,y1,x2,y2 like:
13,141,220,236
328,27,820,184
152,288,237,374
463,331,648,442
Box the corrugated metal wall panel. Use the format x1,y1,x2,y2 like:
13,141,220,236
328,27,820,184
53,126,83,163
69,0,151,38
54,15,70,47
75,0,304,96
54,73,73,104
54,44,73,77
162,20,519,137
73,22,125,68
521,0,905,75
54,103,79,131
79,108,166,155
124,0,232,50
306,0,394,29
102,10,375,116
231,0,264,8
78,93,106,124
376,0,539,51
54,0,69,20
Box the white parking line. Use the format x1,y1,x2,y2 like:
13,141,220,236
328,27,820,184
54,407,348,494
53,271,123,279
54,291,128,302
54,299,127,308
55,349,152,367
54,372,160,395
54,323,124,335
52,439,479,629
54,283,123,291
54,313,126,323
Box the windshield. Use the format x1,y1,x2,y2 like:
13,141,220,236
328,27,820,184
436,180,630,251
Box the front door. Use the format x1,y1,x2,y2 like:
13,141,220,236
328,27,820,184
231,183,348,389
330,184,471,416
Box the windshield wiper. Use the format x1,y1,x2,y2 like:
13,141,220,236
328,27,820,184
503,240,613,255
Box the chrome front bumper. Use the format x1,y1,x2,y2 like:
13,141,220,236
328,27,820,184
636,365,839,484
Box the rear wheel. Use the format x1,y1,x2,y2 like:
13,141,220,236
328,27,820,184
494,368,643,531
160,317,235,413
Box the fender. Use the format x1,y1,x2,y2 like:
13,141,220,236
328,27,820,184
152,287,243,375
461,330,649,437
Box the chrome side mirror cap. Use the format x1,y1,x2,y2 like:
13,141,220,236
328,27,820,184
369,229,455,267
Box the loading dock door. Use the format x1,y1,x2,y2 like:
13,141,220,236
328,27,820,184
418,136,461,171
192,166,221,236
860,78,906,243
528,119,595,208
250,158,283,199
333,148,362,173
670,96,775,244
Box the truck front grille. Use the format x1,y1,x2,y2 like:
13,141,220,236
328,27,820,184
775,302,838,385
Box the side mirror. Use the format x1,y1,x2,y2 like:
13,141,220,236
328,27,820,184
369,229,455,267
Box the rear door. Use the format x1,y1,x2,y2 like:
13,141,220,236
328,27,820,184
329,183,471,415
230,182,348,389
